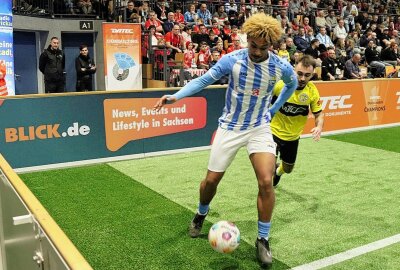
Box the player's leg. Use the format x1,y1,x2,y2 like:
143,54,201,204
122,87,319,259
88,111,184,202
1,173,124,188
199,170,224,206
189,170,224,238
274,138,299,186
189,127,244,237
272,135,283,186
247,127,276,266
250,152,276,221
250,152,276,266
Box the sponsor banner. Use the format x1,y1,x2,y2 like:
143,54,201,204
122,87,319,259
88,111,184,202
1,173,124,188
104,97,207,151
304,80,400,134
0,90,222,169
0,1,15,96
0,80,399,169
102,23,142,90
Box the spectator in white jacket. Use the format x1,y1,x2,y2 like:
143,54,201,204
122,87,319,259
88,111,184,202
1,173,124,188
333,19,348,43
316,27,334,48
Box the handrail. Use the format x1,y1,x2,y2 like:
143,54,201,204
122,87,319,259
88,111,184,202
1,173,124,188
0,154,93,270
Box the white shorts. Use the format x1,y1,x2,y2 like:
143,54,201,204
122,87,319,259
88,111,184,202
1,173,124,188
208,125,276,172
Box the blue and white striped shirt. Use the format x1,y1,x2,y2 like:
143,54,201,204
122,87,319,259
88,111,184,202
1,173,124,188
172,49,297,131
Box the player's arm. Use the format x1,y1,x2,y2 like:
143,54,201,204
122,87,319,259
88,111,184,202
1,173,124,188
269,64,298,117
154,55,232,111
311,111,324,141
310,87,324,141
154,73,216,110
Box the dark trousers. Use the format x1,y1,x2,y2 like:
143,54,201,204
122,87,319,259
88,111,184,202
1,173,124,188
45,80,65,93
76,78,93,92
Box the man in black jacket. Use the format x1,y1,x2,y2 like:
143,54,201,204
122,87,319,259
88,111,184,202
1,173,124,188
380,41,400,67
365,40,390,78
321,47,345,81
293,27,310,53
75,44,96,91
39,37,65,93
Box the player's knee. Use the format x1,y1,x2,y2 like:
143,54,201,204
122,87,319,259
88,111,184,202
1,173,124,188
258,176,274,191
204,178,219,188
204,173,223,186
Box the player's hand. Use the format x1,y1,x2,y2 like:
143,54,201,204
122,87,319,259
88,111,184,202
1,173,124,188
311,126,322,141
153,95,177,111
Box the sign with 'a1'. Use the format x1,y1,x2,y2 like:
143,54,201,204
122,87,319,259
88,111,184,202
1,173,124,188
79,21,93,30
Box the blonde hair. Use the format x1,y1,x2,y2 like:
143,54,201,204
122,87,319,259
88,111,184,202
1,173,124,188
242,13,283,44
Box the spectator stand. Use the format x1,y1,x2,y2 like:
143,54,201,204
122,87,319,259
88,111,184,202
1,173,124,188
51,0,102,19
149,40,184,87
131,0,400,85
13,0,50,17
13,0,106,19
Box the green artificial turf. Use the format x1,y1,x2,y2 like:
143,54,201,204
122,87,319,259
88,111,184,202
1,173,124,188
21,164,276,270
109,137,400,269
324,126,400,153
20,127,400,270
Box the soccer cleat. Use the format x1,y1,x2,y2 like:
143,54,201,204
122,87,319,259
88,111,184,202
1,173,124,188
255,237,272,266
273,163,281,187
189,212,207,238
273,173,281,187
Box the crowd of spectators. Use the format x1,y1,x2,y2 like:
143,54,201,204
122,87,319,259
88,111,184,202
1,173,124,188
13,0,400,81
133,0,400,82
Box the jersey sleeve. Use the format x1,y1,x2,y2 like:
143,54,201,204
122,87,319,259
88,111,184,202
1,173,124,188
269,61,298,116
172,72,218,100
207,54,233,81
280,61,297,88
172,54,235,100
309,83,323,114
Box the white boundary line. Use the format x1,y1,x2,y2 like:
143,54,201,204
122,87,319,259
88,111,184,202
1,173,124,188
14,123,400,173
291,234,400,270
14,146,211,173
302,123,400,138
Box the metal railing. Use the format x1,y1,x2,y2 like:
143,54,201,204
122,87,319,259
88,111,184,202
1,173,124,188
13,0,104,19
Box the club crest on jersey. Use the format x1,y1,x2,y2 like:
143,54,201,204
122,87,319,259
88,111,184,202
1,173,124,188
251,88,260,96
268,77,277,86
299,93,309,103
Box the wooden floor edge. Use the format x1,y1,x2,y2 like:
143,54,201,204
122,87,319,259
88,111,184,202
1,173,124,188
0,154,93,270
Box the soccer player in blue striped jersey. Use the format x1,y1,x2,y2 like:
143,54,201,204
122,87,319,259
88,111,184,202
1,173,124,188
154,13,298,266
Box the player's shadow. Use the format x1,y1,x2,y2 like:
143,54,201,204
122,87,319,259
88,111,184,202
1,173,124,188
276,186,320,214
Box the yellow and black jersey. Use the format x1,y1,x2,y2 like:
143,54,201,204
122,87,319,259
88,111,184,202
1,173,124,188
271,80,322,141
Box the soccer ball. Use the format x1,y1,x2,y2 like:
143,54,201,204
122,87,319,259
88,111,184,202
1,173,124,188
208,221,240,254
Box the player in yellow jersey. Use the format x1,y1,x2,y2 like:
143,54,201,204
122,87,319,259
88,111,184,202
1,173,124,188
271,55,324,186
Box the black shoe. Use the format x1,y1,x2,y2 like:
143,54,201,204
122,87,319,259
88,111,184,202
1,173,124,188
255,237,272,266
188,212,207,238
273,173,281,187
273,163,281,187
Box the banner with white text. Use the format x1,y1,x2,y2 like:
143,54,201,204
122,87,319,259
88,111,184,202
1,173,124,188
0,79,399,169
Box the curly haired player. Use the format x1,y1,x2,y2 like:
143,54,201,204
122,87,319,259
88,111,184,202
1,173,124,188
154,13,297,266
